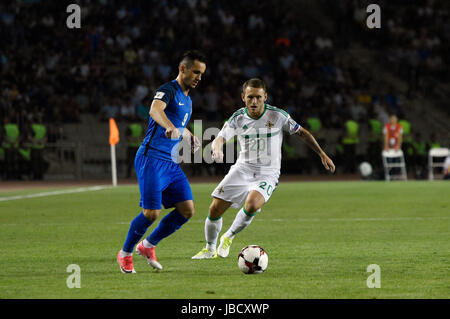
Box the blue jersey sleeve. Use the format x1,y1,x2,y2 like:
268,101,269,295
152,82,175,105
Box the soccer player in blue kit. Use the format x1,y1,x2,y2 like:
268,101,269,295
117,51,206,273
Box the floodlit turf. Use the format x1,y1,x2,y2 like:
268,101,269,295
0,181,448,299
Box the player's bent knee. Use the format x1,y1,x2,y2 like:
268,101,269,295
180,208,194,219
142,209,160,221
245,191,265,213
244,201,262,214
176,200,195,219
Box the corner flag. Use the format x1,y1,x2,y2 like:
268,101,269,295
109,118,120,145
109,118,119,186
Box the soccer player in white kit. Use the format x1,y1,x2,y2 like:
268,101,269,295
192,78,335,259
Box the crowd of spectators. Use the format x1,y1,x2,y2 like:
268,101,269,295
383,0,449,98
338,0,450,100
1,0,447,178
1,0,412,127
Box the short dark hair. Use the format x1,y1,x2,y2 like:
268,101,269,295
242,78,267,93
179,50,207,69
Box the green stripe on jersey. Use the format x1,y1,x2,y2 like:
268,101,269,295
266,104,289,118
245,104,267,120
243,130,281,139
227,108,245,122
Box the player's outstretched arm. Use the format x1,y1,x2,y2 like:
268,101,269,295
149,99,180,139
296,127,335,173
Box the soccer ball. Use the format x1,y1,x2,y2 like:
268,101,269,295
238,245,268,274
359,162,373,177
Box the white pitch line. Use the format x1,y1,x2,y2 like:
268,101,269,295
1,216,448,227
254,217,449,222
171,216,449,223
0,185,112,202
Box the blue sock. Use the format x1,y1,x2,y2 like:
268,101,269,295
122,212,153,253
147,209,189,246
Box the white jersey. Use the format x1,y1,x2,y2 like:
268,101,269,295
218,104,301,177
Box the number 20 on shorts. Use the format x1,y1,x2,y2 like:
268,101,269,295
258,181,273,196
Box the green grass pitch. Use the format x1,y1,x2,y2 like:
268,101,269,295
0,181,448,299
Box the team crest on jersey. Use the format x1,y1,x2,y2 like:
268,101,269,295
265,121,275,128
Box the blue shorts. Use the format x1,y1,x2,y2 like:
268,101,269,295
135,152,193,210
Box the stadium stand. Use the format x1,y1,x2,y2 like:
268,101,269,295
0,0,448,180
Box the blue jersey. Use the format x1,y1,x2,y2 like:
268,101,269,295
141,80,192,162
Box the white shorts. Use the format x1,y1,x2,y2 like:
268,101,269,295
211,164,279,209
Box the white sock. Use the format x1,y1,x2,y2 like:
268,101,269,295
143,238,154,248
205,216,222,251
120,250,132,257
224,207,256,239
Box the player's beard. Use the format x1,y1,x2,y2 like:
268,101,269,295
248,104,263,117
190,79,199,89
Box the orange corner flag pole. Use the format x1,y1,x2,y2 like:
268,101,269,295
109,118,119,186
109,118,120,145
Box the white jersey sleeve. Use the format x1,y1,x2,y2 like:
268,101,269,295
218,108,245,141
218,120,237,142
282,114,301,135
